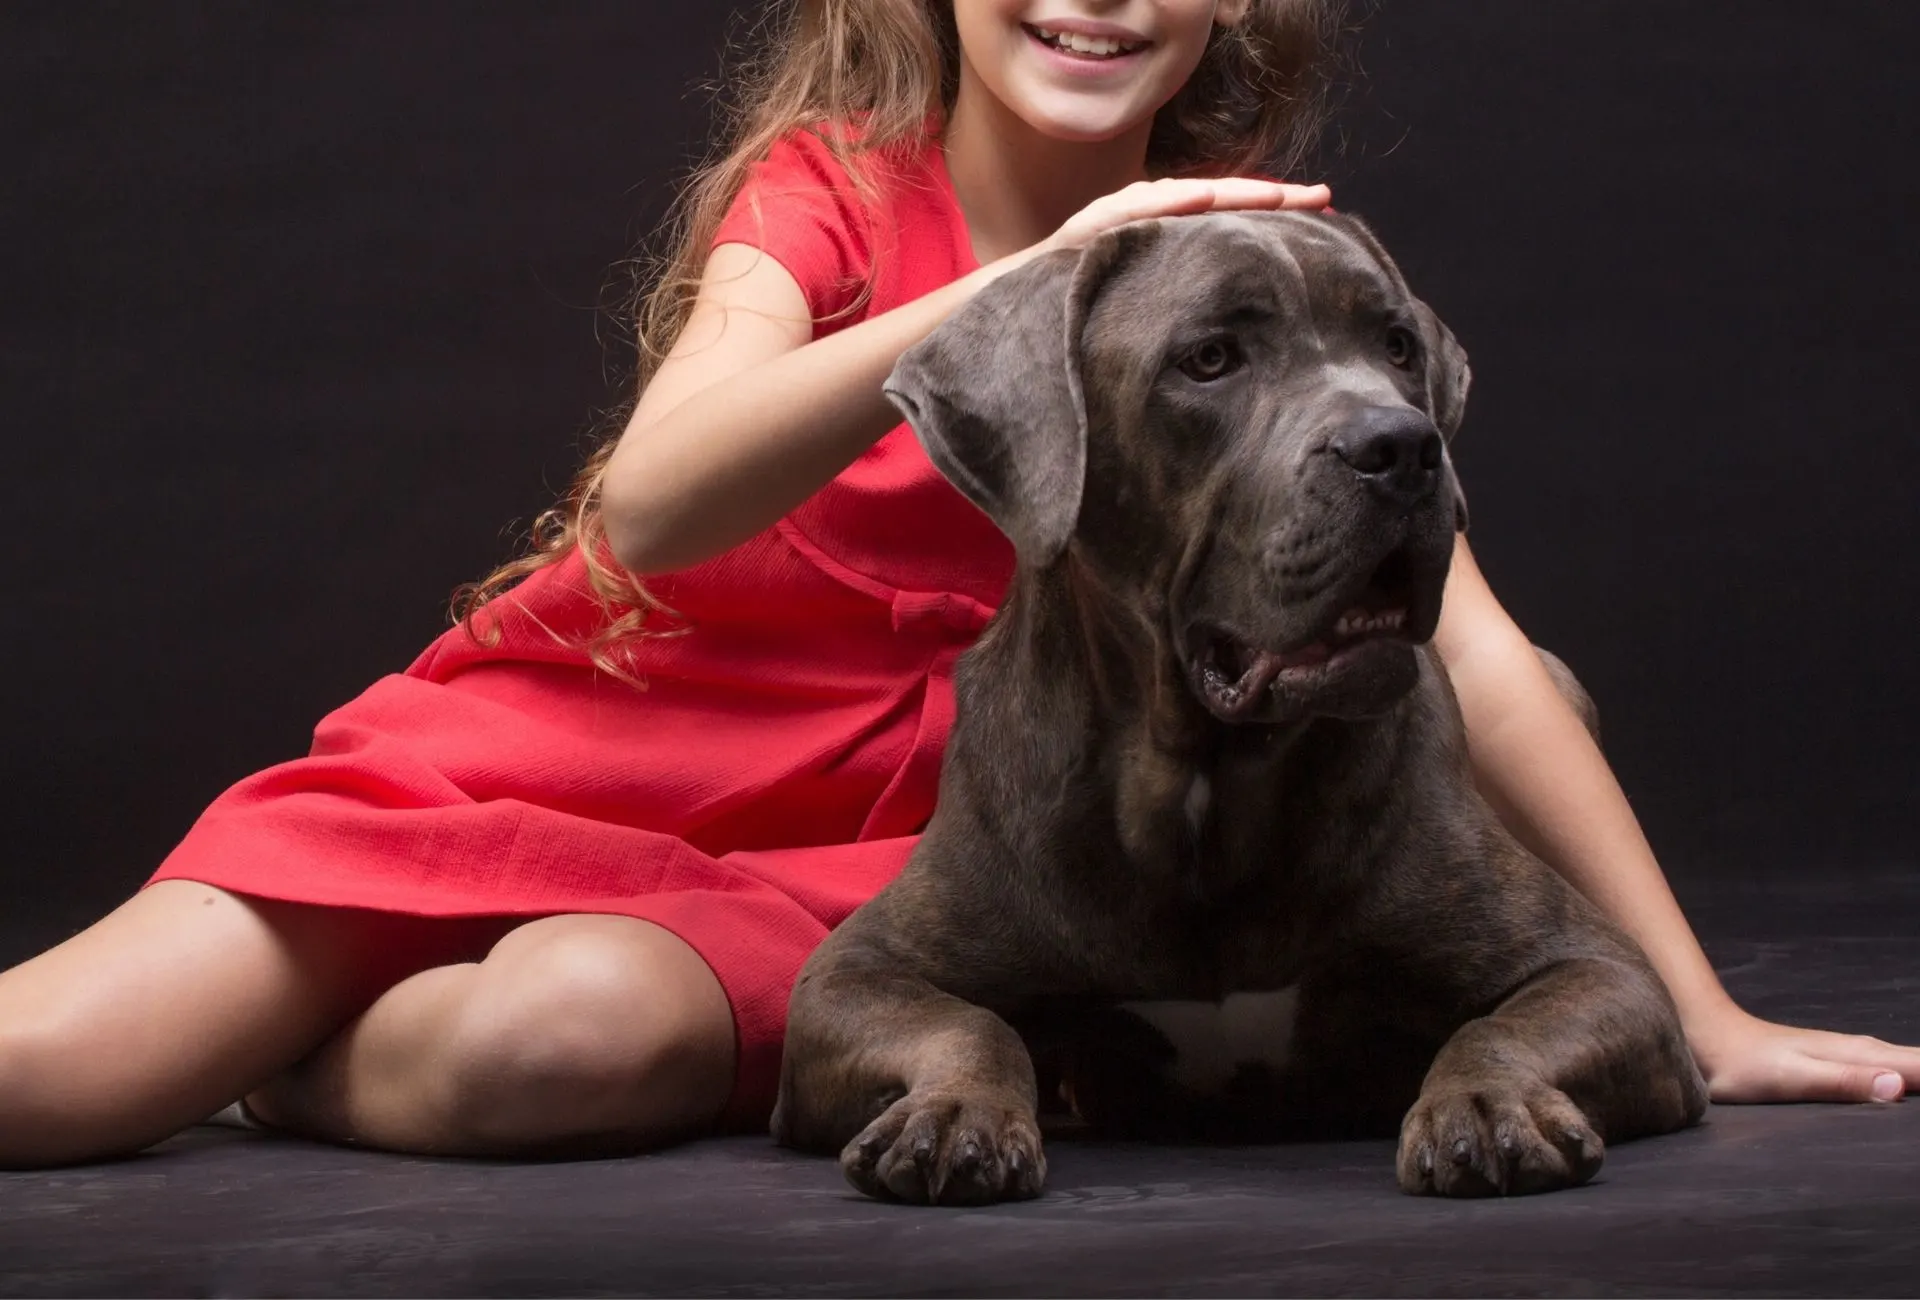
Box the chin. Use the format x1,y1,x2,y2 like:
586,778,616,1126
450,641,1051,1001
1003,83,1163,144
1262,639,1424,724
1014,105,1146,144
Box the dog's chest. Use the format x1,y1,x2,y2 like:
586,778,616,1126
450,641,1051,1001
1149,748,1327,917
1183,772,1212,838
1117,987,1301,1093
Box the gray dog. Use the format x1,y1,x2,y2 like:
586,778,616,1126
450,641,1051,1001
772,210,1707,1204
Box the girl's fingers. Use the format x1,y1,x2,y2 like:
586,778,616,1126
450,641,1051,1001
1205,178,1332,211
1751,1054,1907,1105
1098,177,1336,222
1270,182,1334,210
1124,179,1331,219
1048,178,1333,251
1112,179,1220,222
1699,1020,1917,1104
1789,1029,1920,1088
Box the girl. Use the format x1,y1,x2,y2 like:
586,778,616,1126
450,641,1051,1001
1,0,1913,1169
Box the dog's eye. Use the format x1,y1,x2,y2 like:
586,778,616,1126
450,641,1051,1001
1384,326,1419,369
1178,338,1243,383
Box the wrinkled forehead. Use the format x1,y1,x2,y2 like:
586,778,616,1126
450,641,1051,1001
1090,211,1409,343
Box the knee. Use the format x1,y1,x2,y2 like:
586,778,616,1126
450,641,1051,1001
1533,645,1600,746
437,919,734,1149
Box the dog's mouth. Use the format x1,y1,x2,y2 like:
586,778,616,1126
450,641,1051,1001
1188,548,1421,724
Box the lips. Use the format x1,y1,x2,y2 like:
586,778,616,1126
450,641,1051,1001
1193,607,1410,721
1185,546,1427,723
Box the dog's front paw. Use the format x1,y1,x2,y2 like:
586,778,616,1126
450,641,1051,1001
840,1089,1046,1206
1397,1077,1604,1197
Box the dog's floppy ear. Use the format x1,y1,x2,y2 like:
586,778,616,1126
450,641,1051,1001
883,227,1144,566
1411,297,1471,442
1410,298,1473,533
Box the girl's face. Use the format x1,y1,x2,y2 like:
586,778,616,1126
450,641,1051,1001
952,0,1247,145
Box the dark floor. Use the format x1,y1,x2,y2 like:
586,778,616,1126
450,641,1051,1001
3,869,1917,1297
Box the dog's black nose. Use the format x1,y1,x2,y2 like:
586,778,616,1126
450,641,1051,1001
1331,407,1444,506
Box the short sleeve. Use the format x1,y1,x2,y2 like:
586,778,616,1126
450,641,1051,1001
712,130,874,332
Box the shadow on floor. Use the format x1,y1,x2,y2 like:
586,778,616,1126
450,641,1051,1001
2,871,1916,1297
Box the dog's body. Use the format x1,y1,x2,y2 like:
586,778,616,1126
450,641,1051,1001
773,211,1707,1204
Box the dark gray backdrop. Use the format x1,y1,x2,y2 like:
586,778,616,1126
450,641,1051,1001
2,2,1914,951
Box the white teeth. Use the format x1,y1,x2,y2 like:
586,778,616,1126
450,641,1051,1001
1331,608,1407,639
1034,27,1144,57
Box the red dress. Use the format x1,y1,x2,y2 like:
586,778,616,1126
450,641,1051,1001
148,130,1012,1125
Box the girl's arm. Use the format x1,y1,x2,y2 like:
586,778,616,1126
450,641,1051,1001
602,178,1328,576
603,241,1036,576
1435,535,1920,1103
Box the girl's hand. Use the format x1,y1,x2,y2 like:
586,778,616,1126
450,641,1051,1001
1690,1004,1920,1103
1043,177,1331,254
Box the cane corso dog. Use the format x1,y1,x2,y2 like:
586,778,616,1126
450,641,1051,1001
772,210,1706,1204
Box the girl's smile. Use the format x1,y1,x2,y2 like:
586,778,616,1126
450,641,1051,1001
1020,18,1153,72
957,2,1242,146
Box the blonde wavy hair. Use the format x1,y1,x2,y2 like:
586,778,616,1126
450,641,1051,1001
454,0,1350,676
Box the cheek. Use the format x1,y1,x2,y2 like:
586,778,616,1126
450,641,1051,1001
1151,3,1223,87
953,1,1023,72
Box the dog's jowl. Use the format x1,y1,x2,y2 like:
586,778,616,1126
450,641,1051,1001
772,210,1707,1205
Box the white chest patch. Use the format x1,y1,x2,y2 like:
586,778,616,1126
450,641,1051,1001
1118,986,1301,1095
1184,773,1213,837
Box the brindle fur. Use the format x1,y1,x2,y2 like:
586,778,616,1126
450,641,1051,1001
773,211,1705,1205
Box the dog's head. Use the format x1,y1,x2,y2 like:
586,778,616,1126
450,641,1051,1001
885,210,1470,726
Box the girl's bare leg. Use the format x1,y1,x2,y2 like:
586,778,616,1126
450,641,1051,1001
248,914,738,1156
0,881,503,1168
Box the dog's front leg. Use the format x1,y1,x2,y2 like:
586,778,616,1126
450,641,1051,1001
774,925,1046,1206
1397,952,1705,1197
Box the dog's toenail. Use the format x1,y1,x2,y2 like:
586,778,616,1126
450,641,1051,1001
1450,1137,1474,1165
